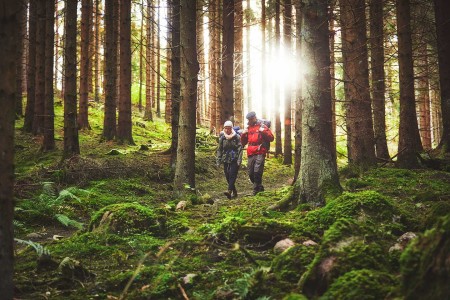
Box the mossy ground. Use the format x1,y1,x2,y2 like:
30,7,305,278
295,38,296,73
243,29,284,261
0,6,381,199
13,105,450,299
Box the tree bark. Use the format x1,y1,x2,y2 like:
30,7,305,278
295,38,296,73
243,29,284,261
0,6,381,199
63,0,80,158
416,42,432,150
0,3,20,298
261,0,267,119
298,0,341,207
165,0,172,123
340,0,376,169
144,0,154,121
396,0,423,168
293,0,303,182
138,0,144,112
434,0,450,152
102,0,117,140
43,0,55,151
156,0,161,118
117,0,134,144
245,0,252,114
283,0,293,165
174,0,199,191
221,0,235,125
370,0,390,160
94,0,101,103
24,0,37,132
78,0,91,130
234,0,244,126
33,0,46,136
15,2,26,117
170,0,181,167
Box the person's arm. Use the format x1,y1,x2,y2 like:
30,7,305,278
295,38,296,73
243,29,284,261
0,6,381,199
261,125,274,142
216,137,223,165
236,136,243,165
240,130,248,146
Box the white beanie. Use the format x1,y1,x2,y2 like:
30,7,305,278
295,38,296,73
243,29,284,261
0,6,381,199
224,120,233,127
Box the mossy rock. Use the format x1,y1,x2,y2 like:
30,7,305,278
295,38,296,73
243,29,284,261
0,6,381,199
320,269,397,300
271,244,316,283
89,203,162,235
299,218,391,298
298,190,404,239
400,214,450,300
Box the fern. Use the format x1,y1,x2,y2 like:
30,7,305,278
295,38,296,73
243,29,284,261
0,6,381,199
55,214,84,229
14,238,51,258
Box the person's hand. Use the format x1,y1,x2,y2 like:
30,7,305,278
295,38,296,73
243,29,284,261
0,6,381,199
242,128,248,134
259,126,264,132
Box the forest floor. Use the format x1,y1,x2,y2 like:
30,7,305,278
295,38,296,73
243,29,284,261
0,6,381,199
12,105,450,300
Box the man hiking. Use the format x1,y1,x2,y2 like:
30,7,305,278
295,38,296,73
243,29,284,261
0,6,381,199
240,111,274,195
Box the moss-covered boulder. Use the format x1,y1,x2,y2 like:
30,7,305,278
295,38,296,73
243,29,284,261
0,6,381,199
271,244,316,283
299,218,392,298
89,203,162,235
297,190,404,239
400,214,450,300
320,269,397,300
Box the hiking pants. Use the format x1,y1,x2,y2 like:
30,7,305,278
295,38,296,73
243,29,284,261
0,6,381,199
247,154,266,193
224,161,239,191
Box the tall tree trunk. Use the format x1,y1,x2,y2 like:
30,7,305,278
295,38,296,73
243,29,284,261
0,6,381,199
221,0,234,125
197,0,206,126
329,7,336,156
434,0,450,152
165,0,172,123
370,0,390,160
298,0,341,207
102,0,117,140
144,0,154,121
33,0,46,136
283,0,293,165
416,42,432,150
24,0,37,132
54,0,59,95
261,0,267,118
274,0,282,157
208,0,218,132
396,0,423,168
174,0,199,191
245,0,252,113
78,0,91,130
117,0,134,144
63,0,80,158
340,0,376,169
43,0,55,151
215,1,222,131
94,0,100,102
138,0,144,112
293,0,303,182
170,0,181,166
234,0,244,126
156,0,161,118
15,2,26,117
0,3,20,298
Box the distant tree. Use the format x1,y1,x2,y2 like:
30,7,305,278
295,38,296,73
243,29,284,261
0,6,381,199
144,0,154,121
63,0,80,158
283,0,293,165
78,0,92,130
293,0,303,182
102,0,117,141
15,2,26,117
274,0,282,157
396,0,423,168
165,0,172,124
208,0,220,132
24,0,37,132
234,0,244,126
117,0,134,144
340,0,376,169
298,0,341,207
138,0,144,112
156,0,161,118
434,0,450,152
174,0,199,192
369,0,390,159
245,0,252,112
169,0,181,167
43,0,55,151
261,0,267,118
33,0,46,136
197,0,206,126
0,3,20,298
94,0,101,103
221,0,234,125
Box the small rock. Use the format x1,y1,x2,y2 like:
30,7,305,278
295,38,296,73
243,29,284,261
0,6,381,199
53,235,64,240
389,232,417,253
176,200,188,211
26,232,42,239
302,240,318,247
274,238,295,254
106,149,122,155
182,273,197,285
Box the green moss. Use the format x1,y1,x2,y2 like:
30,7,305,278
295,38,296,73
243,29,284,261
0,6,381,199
400,214,450,300
320,269,397,300
271,244,316,283
345,178,370,191
282,293,308,300
89,202,162,235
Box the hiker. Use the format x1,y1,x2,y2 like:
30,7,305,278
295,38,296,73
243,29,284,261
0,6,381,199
240,111,274,195
216,120,243,199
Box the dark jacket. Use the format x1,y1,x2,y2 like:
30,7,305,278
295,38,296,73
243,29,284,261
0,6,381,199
217,131,243,165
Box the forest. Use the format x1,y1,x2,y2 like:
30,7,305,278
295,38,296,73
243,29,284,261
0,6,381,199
0,0,449,299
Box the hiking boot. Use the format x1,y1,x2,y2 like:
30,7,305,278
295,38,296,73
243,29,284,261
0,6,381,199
224,190,232,199
231,188,238,198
